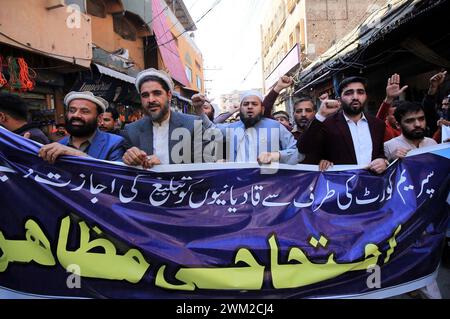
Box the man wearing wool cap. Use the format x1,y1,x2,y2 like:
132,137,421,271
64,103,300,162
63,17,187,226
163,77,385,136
122,68,212,168
39,91,126,163
192,90,302,164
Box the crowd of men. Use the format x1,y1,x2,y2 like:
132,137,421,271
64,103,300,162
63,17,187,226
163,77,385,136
0,68,448,171
0,67,448,298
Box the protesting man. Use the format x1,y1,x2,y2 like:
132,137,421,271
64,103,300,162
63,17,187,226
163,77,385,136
39,91,126,163
423,71,447,137
201,97,215,122
214,76,294,124
193,90,301,165
384,101,442,299
432,95,450,143
376,73,408,142
99,107,121,135
262,75,294,118
384,101,437,161
298,77,387,173
291,97,317,141
121,68,211,168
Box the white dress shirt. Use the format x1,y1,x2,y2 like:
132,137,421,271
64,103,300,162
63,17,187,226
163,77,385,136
343,113,373,165
236,127,258,162
229,118,300,164
152,114,170,164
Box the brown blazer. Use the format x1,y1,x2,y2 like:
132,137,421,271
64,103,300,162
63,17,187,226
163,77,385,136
297,111,386,165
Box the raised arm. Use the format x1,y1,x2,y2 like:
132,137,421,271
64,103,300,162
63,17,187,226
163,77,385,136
423,71,447,136
263,76,293,118
377,73,408,121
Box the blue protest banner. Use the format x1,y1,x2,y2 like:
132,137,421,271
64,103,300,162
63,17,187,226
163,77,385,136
0,128,448,299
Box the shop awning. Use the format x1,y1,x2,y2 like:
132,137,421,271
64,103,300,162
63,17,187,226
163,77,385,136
173,91,191,104
72,65,138,103
94,64,136,84
151,0,190,87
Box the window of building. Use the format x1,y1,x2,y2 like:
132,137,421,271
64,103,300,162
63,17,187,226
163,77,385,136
85,0,106,18
113,15,137,41
289,32,295,49
66,0,87,13
185,53,193,66
295,23,301,45
185,66,193,83
279,51,284,63
196,76,202,91
280,2,286,22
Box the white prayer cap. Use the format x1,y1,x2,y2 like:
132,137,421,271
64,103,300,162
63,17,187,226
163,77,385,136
64,91,109,112
240,90,264,104
135,68,174,93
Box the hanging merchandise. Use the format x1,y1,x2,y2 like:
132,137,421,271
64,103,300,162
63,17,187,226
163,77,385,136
6,57,35,92
18,58,35,92
7,57,21,91
0,55,7,88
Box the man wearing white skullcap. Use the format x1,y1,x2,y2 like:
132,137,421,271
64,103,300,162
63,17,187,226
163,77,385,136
122,68,213,168
39,91,126,163
192,90,302,164
135,68,175,94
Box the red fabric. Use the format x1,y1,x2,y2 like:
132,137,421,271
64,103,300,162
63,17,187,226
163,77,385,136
151,0,190,87
376,101,400,142
433,128,441,143
384,123,401,142
376,101,391,122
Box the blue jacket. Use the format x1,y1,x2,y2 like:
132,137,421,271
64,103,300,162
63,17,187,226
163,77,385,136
59,130,126,162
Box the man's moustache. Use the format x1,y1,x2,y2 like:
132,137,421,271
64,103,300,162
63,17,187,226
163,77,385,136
69,119,85,124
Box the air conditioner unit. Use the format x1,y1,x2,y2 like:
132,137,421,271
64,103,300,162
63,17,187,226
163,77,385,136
46,0,65,10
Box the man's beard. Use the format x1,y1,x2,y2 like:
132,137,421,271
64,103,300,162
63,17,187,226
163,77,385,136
65,116,98,137
145,101,170,123
402,127,426,140
240,112,262,129
342,100,365,116
296,118,310,130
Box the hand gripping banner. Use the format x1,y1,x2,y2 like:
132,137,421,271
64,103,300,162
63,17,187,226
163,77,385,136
0,128,449,299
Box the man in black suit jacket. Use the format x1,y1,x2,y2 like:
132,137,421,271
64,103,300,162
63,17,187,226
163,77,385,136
297,76,388,174
122,68,212,168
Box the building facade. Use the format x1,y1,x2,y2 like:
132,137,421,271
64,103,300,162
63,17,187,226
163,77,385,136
164,0,204,95
293,0,450,115
261,0,383,98
148,0,204,113
0,0,93,132
219,89,263,115
0,0,204,131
